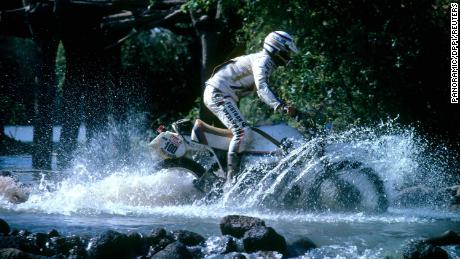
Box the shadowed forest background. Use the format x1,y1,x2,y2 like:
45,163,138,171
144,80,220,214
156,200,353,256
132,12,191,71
0,0,458,169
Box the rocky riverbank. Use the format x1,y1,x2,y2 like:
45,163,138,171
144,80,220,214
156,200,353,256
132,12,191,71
1,215,459,259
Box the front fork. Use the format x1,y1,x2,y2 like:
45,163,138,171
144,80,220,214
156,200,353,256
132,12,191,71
182,136,226,178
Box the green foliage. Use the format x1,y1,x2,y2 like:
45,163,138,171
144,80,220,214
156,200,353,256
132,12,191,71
181,0,216,12
231,0,450,131
121,28,190,74
184,97,202,121
0,37,38,125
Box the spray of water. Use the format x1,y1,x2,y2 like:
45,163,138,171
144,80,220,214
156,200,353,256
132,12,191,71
1,117,458,217
219,119,458,212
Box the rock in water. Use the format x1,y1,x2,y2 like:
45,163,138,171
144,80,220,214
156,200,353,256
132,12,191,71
0,219,10,235
127,231,148,256
287,237,317,257
251,251,283,258
151,241,192,259
148,228,172,244
26,233,48,255
0,176,29,204
88,230,132,259
172,230,205,246
204,236,237,255
47,235,86,257
220,215,266,238
0,235,39,255
419,245,448,259
0,248,45,259
242,226,287,255
424,230,460,246
403,242,448,259
146,228,175,255
402,230,459,259
47,229,59,238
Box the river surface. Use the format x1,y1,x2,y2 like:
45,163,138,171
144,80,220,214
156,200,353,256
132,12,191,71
1,122,459,258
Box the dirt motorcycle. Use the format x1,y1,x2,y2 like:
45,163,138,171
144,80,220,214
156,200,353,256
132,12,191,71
149,118,389,212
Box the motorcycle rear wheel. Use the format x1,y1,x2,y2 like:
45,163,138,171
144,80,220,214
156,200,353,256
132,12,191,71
315,160,388,212
282,160,388,212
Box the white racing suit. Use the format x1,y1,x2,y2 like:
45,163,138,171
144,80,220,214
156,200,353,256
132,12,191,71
203,50,284,178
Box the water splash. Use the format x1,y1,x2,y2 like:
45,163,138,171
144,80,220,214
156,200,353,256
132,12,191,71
220,119,458,211
16,169,202,215
1,118,458,218
301,245,385,259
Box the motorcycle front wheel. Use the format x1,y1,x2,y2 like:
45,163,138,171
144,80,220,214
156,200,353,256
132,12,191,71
282,160,389,213
157,158,206,179
157,158,224,198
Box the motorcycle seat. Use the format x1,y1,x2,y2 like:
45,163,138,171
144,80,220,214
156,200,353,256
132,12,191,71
191,119,232,150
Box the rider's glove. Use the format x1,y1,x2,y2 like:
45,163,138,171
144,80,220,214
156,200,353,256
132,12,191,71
282,105,297,117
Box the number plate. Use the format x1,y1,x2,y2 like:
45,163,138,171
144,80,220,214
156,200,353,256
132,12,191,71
159,132,186,158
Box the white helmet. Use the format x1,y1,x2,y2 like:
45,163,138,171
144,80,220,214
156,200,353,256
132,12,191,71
263,31,298,65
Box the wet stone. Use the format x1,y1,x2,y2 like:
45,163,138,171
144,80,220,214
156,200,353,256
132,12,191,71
0,234,44,255
251,251,283,258
0,248,46,259
402,230,460,259
26,233,48,254
225,253,246,259
150,241,192,259
242,226,287,255
148,228,173,244
172,230,205,246
146,228,175,256
127,231,149,256
147,238,175,256
403,242,448,259
18,229,31,237
151,228,168,239
220,215,266,238
287,237,318,257
0,235,28,250
187,246,204,259
87,230,132,259
48,229,59,238
47,235,86,258
419,245,448,259
204,235,237,255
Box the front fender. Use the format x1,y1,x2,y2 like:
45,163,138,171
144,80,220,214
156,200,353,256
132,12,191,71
149,132,187,159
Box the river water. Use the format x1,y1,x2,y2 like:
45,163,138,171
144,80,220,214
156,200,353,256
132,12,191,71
1,121,459,258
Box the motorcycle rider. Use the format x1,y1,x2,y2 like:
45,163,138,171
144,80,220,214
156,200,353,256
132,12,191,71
203,31,299,186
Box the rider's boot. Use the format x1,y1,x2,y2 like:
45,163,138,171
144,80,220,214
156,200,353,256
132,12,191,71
225,152,241,189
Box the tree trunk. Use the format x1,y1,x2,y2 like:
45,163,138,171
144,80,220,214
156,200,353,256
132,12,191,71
189,1,225,126
28,3,59,169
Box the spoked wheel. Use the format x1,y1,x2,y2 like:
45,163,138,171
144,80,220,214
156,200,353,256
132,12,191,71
316,160,388,212
283,160,389,212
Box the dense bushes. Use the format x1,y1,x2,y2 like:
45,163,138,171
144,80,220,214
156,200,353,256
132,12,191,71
212,0,455,139
120,28,198,124
0,0,456,145
0,37,37,126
